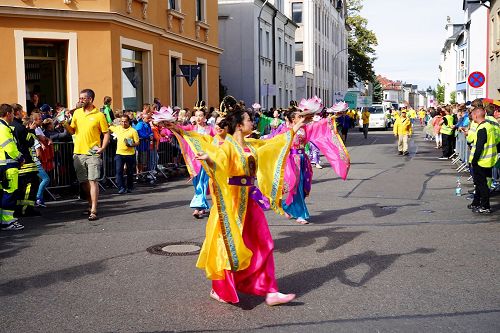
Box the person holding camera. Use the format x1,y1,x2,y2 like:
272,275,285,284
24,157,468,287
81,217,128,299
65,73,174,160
109,115,139,194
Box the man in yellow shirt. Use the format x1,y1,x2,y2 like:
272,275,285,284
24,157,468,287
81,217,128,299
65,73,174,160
361,108,370,139
62,89,109,221
393,110,413,155
109,115,139,194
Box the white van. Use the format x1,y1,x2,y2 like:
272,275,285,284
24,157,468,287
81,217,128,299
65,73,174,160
358,104,389,130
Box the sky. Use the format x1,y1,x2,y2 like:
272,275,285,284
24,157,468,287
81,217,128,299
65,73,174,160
360,0,465,90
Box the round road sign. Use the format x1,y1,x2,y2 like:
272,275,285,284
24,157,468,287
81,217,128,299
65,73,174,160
468,72,485,88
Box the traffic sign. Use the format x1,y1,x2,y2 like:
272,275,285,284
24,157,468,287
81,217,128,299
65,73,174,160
468,71,485,88
178,65,201,86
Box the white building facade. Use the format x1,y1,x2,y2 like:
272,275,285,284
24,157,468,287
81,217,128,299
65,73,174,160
284,0,349,106
439,20,462,104
218,0,297,109
463,1,488,100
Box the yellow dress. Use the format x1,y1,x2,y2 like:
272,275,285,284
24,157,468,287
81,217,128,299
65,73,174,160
174,129,294,280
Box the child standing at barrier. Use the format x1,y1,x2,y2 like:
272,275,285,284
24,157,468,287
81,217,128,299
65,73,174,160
133,112,153,174
109,115,139,194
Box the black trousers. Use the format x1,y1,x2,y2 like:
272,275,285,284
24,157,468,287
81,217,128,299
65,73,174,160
471,164,492,209
441,134,452,157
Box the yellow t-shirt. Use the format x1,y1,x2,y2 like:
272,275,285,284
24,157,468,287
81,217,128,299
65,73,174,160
109,125,139,156
362,111,370,124
70,107,109,155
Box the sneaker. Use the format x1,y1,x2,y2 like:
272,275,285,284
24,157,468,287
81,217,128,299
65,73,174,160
118,188,126,194
468,189,475,194
473,207,492,214
315,163,323,169
398,151,403,155
467,204,479,210
35,199,47,208
1,220,24,231
403,151,409,156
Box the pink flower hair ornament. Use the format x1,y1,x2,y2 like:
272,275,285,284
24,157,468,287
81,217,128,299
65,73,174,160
152,106,176,123
298,96,323,115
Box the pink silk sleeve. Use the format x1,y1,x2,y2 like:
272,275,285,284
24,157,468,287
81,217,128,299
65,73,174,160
306,118,350,180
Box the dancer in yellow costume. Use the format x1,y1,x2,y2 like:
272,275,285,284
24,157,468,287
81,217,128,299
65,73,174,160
167,96,309,306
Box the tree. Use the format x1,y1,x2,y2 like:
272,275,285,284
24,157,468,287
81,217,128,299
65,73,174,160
449,91,456,104
347,0,378,87
372,75,383,103
436,84,445,104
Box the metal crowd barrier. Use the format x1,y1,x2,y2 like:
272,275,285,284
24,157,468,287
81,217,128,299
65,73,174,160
45,137,183,199
452,132,469,173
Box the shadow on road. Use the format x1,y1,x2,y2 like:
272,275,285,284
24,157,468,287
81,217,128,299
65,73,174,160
278,248,436,297
0,251,141,296
274,228,365,254
311,203,419,224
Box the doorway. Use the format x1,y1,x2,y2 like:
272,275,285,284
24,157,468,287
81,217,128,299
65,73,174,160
24,40,68,109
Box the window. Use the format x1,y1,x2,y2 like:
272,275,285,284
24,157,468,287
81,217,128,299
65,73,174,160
195,0,205,21
292,3,302,23
289,44,292,66
168,0,179,10
278,37,282,62
266,31,270,58
295,42,303,62
197,62,206,102
259,28,263,57
284,41,288,64
121,47,144,111
170,56,180,107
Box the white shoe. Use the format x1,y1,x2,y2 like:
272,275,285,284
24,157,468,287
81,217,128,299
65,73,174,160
315,163,323,169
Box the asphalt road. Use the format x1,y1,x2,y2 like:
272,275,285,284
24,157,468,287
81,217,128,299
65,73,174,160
1,126,499,333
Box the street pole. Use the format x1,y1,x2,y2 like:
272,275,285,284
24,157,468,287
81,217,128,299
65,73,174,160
332,47,349,102
258,0,269,107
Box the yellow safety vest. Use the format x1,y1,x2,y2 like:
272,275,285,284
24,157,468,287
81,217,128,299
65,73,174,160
440,115,454,135
469,122,498,168
0,119,21,165
467,121,478,144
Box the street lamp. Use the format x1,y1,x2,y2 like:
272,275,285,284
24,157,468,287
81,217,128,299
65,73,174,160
332,47,348,101
258,0,269,107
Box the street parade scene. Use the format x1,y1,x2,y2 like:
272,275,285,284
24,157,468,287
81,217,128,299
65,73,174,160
0,0,499,332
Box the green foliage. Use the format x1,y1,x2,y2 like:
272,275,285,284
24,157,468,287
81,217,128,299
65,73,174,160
347,0,378,87
449,91,456,104
372,75,383,103
436,84,445,104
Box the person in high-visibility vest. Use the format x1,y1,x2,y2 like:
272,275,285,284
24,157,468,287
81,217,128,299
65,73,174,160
11,103,40,217
0,104,25,231
467,106,499,214
438,106,456,159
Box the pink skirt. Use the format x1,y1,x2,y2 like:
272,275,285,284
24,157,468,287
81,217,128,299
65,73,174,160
212,198,278,303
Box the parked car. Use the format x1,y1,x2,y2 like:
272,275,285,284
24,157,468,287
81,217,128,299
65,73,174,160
358,104,389,130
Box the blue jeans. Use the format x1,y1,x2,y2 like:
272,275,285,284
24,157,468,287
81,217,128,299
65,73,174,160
36,166,50,200
115,155,136,190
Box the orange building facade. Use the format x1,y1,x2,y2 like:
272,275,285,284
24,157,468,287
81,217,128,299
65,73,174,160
0,0,221,112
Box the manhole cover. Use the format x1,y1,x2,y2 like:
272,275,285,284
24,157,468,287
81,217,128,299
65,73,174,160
147,242,202,256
